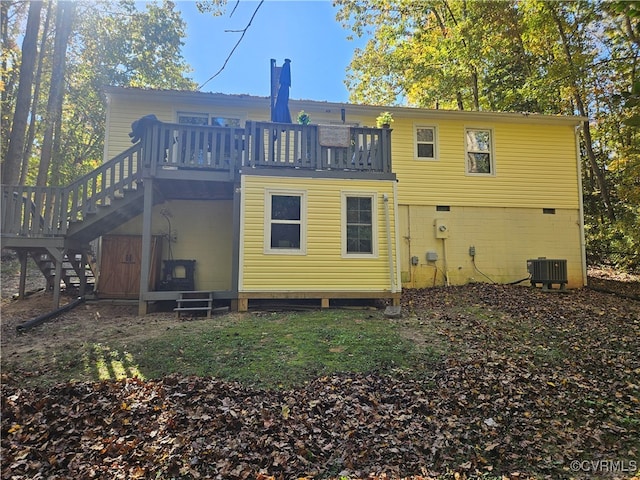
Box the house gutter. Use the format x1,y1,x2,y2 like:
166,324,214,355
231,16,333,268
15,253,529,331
383,193,397,292
575,125,588,286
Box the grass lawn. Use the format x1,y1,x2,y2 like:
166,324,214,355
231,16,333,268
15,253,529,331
87,309,422,388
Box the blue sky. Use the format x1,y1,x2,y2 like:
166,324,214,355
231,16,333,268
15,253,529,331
175,0,366,102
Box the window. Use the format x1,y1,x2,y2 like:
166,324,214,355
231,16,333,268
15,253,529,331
266,191,306,254
466,128,494,174
415,126,437,159
177,112,240,127
211,117,241,127
178,112,209,125
343,193,377,257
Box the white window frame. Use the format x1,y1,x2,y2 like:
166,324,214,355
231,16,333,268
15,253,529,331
264,189,307,255
176,111,242,127
341,192,378,258
177,111,209,125
414,125,438,160
465,127,495,176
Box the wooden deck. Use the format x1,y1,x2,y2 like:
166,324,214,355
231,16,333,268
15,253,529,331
2,120,392,246
1,120,393,310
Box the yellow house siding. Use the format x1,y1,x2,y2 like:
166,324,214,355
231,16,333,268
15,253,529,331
240,175,398,292
391,118,579,209
105,93,268,161
398,204,583,289
107,199,233,291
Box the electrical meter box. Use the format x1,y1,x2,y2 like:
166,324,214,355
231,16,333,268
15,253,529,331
435,219,449,239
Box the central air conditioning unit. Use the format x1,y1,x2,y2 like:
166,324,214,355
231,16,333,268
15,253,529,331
527,258,568,291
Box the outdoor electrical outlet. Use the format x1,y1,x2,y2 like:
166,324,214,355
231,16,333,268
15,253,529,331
469,245,476,257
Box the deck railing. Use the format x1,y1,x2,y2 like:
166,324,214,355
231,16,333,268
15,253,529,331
2,121,391,239
1,186,66,237
143,120,392,174
144,122,244,178
244,121,391,172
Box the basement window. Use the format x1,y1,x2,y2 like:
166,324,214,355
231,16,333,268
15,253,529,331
543,208,556,215
265,190,306,254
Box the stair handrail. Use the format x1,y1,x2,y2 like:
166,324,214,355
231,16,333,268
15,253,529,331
1,185,66,237
63,141,144,223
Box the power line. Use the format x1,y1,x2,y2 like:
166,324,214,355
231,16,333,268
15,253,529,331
198,0,264,91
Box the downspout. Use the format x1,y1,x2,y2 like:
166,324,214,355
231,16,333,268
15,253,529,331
575,125,588,286
383,193,396,292
393,181,403,291
442,238,450,286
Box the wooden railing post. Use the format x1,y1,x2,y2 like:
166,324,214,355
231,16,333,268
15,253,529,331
380,128,391,173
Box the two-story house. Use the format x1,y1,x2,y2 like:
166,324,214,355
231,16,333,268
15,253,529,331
1,86,585,315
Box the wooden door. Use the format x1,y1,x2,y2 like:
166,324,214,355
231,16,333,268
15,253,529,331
98,236,142,298
99,235,161,298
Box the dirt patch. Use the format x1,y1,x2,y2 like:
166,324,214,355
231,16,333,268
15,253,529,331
1,255,224,379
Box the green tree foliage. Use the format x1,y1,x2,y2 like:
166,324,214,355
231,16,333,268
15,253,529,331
335,0,639,271
1,0,196,187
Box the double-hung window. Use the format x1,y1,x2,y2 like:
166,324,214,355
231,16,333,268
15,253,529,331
415,126,437,160
266,190,306,254
343,193,377,257
465,128,494,175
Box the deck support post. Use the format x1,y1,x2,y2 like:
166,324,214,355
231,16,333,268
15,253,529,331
138,179,154,316
231,181,242,302
17,250,28,299
236,298,248,312
45,247,63,308
77,252,87,296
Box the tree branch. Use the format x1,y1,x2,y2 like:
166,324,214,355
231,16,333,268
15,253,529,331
198,0,264,90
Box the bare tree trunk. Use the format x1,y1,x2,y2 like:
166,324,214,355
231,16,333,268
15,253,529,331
20,0,53,185
3,0,42,186
471,67,479,111
37,1,75,187
49,107,64,186
0,2,27,163
550,6,616,221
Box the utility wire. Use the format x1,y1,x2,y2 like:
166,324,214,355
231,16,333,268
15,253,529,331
198,0,265,91
471,255,496,284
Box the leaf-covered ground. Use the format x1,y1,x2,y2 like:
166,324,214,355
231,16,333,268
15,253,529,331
2,283,640,479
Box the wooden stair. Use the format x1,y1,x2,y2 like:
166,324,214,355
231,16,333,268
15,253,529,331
31,249,97,293
174,291,214,318
66,187,148,244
